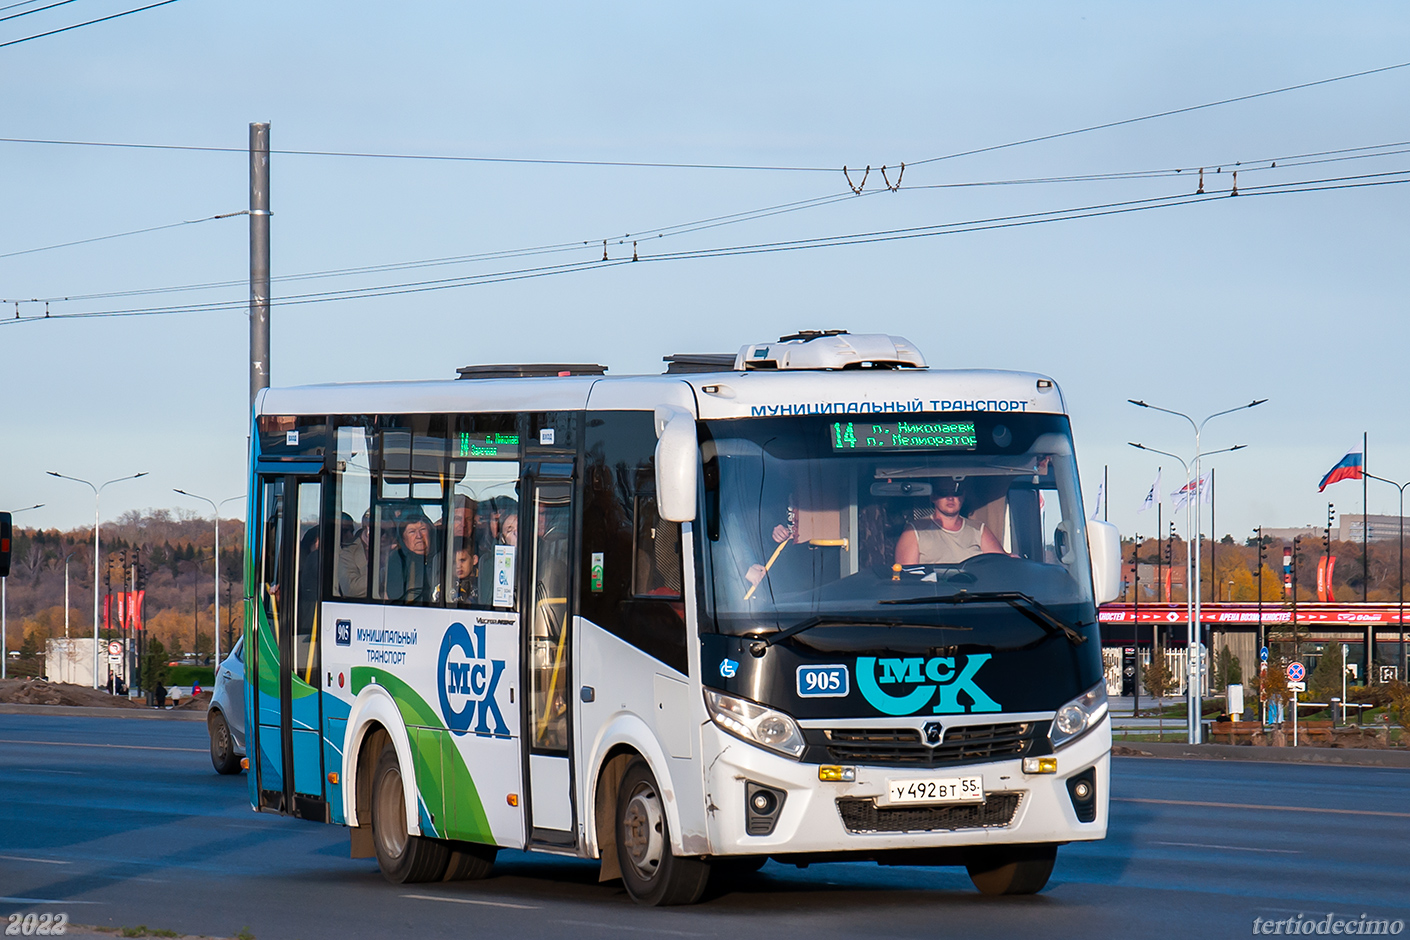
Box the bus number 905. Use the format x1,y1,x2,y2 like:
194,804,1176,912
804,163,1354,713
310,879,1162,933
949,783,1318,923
796,664,849,698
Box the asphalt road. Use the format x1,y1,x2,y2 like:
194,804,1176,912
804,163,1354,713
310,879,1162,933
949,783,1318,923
2,714,1407,940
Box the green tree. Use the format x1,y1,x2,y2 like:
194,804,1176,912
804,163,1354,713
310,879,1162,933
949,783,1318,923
142,637,170,691
1213,645,1243,691
1310,642,1345,703
1143,647,1176,740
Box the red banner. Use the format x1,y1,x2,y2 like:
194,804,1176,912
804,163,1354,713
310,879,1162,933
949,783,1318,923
1099,603,1410,625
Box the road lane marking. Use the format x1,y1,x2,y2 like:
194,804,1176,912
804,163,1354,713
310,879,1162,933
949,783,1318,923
0,739,205,753
1150,841,1301,854
0,897,99,905
557,920,707,936
1114,797,1410,819
0,854,70,864
401,894,539,910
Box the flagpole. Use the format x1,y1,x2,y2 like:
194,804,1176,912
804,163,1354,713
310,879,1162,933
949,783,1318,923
1363,430,1371,683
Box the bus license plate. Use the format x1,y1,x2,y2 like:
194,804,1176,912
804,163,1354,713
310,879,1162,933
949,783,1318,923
883,775,985,805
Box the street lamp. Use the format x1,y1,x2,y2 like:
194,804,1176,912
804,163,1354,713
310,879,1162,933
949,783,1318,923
173,490,244,669
62,551,76,684
1,504,44,680
1364,473,1410,684
46,471,148,688
1129,431,1256,744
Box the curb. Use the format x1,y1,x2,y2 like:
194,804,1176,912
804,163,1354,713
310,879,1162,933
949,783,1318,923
0,703,208,722
1113,741,1410,768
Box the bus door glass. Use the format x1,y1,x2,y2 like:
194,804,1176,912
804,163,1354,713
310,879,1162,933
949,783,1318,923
253,477,286,810
252,473,326,817
525,472,575,835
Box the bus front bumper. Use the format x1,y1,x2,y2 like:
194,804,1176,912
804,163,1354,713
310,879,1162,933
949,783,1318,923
701,717,1110,857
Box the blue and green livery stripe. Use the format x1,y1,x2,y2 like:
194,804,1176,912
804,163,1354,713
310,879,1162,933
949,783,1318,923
351,666,494,845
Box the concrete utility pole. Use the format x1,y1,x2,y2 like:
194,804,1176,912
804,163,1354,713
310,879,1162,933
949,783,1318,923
250,122,271,405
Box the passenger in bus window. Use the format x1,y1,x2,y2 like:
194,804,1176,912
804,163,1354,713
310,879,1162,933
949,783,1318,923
445,538,478,605
385,514,441,603
894,479,1005,565
338,511,370,598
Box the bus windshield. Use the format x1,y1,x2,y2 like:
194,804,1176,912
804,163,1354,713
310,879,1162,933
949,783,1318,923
700,413,1094,636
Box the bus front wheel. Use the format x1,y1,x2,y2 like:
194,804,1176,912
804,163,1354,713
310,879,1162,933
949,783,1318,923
615,758,710,906
371,741,450,883
965,844,1057,896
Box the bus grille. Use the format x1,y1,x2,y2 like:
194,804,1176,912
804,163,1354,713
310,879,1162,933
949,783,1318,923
835,793,1022,834
821,723,1036,767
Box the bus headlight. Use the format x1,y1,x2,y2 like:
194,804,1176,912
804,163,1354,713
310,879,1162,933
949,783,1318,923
1048,683,1108,749
704,689,806,758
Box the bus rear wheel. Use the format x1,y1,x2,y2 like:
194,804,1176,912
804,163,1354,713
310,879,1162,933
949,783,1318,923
965,844,1057,896
443,841,497,881
371,741,450,883
615,758,710,906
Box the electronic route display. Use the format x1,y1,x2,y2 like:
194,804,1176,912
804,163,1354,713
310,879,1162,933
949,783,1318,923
830,420,977,452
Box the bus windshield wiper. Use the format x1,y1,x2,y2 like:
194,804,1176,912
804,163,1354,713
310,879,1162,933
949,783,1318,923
747,615,932,657
879,590,1088,646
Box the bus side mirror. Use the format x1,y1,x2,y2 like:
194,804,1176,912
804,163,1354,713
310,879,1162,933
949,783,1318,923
1087,520,1121,604
655,408,698,523
0,512,11,578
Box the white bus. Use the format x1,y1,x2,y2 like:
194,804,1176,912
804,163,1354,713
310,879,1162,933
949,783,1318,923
244,330,1120,905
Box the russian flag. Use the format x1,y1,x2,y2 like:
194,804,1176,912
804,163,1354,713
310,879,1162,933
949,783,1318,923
1318,449,1363,492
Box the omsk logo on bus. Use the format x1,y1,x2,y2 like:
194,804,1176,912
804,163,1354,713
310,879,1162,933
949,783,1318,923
437,622,509,737
855,654,1001,716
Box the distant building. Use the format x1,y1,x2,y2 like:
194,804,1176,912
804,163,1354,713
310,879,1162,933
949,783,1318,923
1336,514,1408,543
1262,526,1321,542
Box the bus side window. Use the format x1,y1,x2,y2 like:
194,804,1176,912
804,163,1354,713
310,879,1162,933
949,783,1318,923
633,493,682,598
333,421,375,600
582,411,688,674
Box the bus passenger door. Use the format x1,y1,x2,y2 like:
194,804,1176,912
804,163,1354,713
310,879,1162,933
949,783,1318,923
523,471,576,842
251,473,327,820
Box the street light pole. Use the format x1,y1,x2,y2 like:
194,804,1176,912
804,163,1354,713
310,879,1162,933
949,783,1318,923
1,504,44,680
173,490,244,669
1130,398,1265,741
46,472,148,688
1364,473,1409,684
63,551,75,683
1129,409,1262,746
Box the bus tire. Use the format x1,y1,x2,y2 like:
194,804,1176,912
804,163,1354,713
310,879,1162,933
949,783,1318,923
615,758,710,906
443,841,497,881
208,712,241,775
371,740,450,884
965,844,1057,896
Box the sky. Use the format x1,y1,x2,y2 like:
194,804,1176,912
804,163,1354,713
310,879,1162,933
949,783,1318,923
2,1,1408,542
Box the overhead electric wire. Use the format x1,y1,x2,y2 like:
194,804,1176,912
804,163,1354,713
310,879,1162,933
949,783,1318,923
0,133,836,172
0,210,244,260
1,59,1404,175
9,137,1407,306
6,167,1403,327
0,0,181,48
0,0,82,23
909,60,1410,167
5,188,872,302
